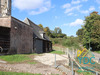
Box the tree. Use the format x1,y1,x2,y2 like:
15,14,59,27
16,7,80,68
91,20,100,50
43,27,51,36
76,28,84,41
54,27,62,34
38,24,43,29
77,11,100,51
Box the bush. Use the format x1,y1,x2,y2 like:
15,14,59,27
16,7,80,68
51,37,81,49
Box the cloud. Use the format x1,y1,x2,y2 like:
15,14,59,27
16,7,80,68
89,6,95,11
96,0,100,4
71,0,88,4
82,0,88,2
70,19,84,26
62,0,89,14
63,19,84,27
62,3,71,8
71,0,80,4
64,5,82,13
67,13,74,16
80,6,95,14
13,0,51,15
80,10,89,14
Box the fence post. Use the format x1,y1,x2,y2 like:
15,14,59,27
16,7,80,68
72,60,74,75
96,72,98,75
55,54,57,67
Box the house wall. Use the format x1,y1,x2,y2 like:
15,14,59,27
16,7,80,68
8,17,33,54
34,39,43,53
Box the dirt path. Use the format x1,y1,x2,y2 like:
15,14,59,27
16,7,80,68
0,53,69,75
0,63,61,74
34,53,68,66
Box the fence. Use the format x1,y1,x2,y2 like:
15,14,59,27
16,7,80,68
54,48,100,75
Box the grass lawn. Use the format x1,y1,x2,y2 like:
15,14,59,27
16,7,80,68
50,50,65,54
95,51,100,54
0,71,41,75
0,54,31,63
77,70,95,75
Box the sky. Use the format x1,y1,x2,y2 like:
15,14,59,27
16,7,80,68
12,0,100,36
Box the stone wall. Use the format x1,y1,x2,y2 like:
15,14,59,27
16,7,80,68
0,17,11,27
0,0,11,17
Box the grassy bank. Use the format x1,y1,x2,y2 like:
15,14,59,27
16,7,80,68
77,70,95,75
95,51,100,54
0,71,41,75
0,71,59,75
50,50,65,54
51,37,81,50
0,54,38,64
0,54,30,63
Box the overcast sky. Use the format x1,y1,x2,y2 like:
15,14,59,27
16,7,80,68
12,0,100,36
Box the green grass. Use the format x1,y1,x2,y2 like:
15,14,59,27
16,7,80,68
77,70,95,75
0,54,31,63
95,51,100,54
28,62,37,64
50,50,64,54
0,71,41,75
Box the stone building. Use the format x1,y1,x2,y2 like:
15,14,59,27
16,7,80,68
0,0,52,54
0,0,11,17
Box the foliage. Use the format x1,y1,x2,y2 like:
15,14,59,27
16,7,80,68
51,37,81,49
77,11,100,51
0,54,30,63
38,24,43,29
54,27,62,34
76,28,84,42
62,37,81,49
43,27,51,36
0,71,41,75
38,24,67,38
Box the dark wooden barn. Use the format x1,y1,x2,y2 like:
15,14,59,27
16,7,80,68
0,17,33,54
24,18,52,53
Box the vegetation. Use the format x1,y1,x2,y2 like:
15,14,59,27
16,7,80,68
28,62,37,64
0,71,41,75
38,24,81,50
95,51,100,54
77,11,100,51
38,24,67,38
0,54,30,63
77,70,95,75
51,37,81,49
50,50,64,54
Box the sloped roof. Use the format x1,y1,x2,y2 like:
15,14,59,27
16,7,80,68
24,18,50,41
